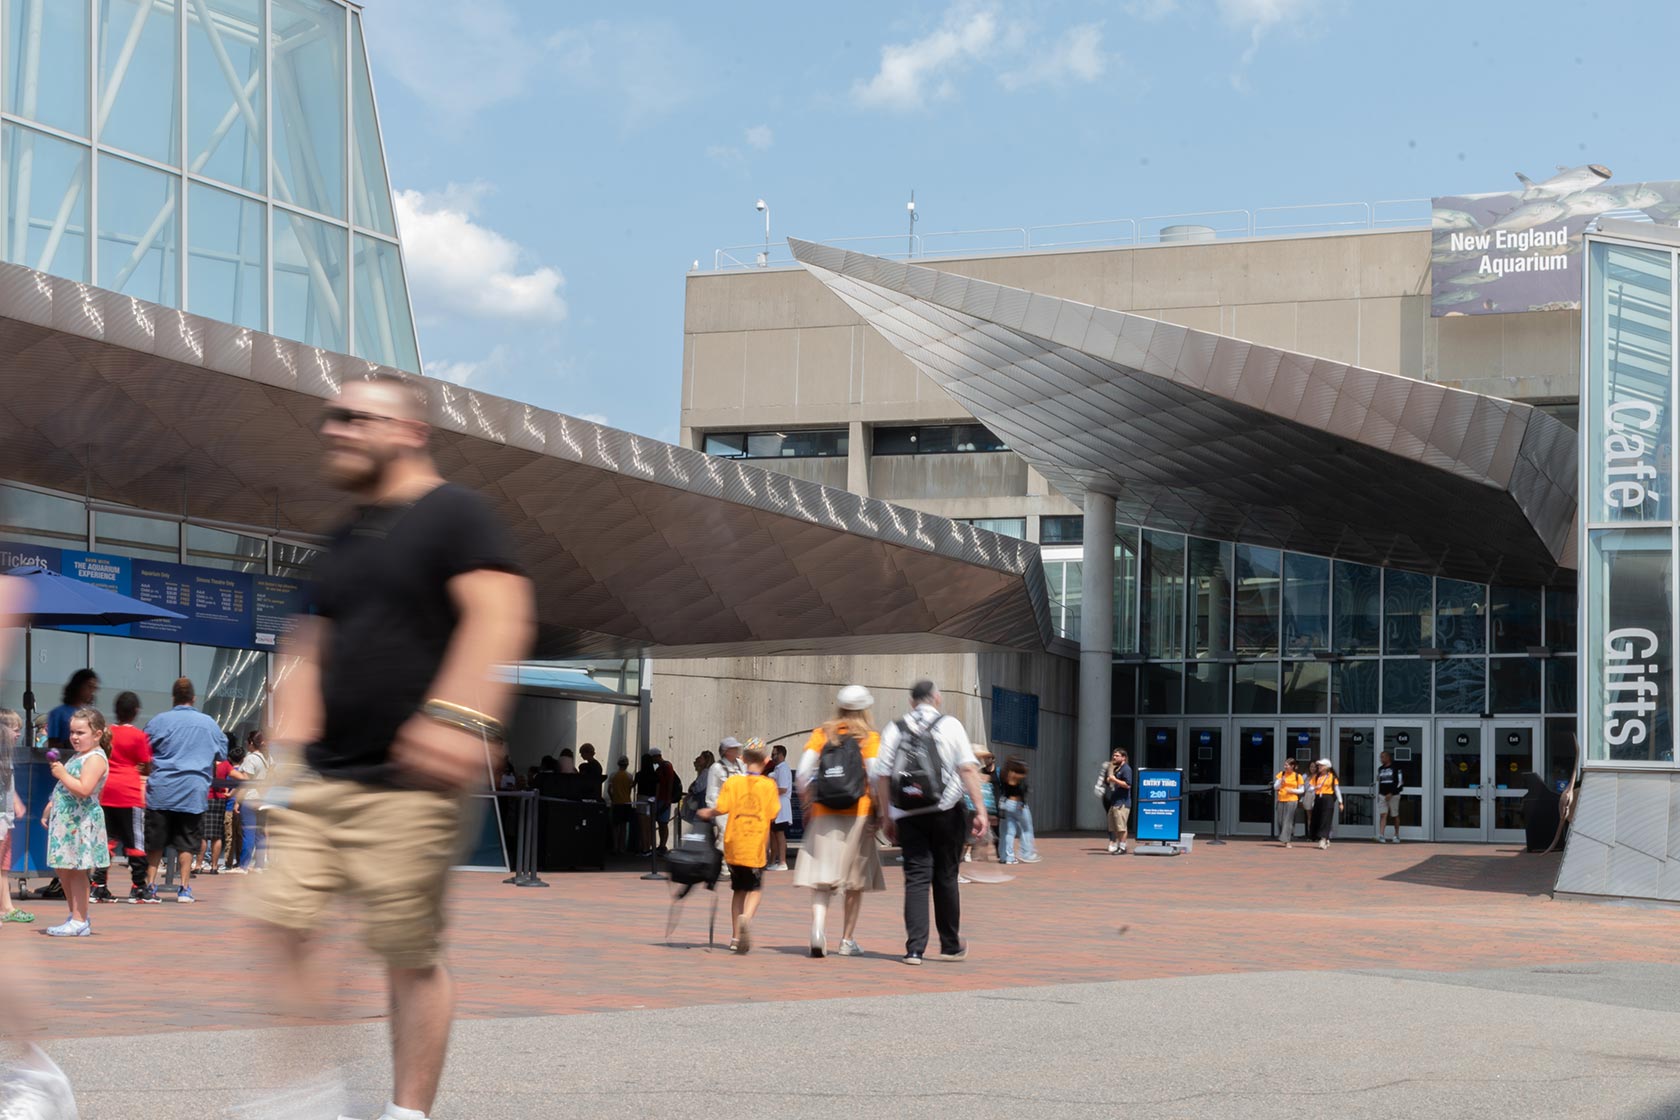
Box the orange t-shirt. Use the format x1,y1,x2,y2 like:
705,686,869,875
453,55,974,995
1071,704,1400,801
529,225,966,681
1275,771,1305,802
800,724,881,819
714,773,779,868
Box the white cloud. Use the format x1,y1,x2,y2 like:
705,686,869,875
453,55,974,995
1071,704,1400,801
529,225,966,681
851,4,1001,111
426,344,512,387
546,20,702,129
364,0,541,124
394,185,567,324
745,124,774,150
1217,0,1324,86
999,24,1108,90
1123,0,1179,18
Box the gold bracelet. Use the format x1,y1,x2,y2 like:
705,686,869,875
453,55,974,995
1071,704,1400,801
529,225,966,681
420,699,505,743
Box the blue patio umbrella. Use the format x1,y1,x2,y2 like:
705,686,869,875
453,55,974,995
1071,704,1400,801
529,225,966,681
4,564,186,878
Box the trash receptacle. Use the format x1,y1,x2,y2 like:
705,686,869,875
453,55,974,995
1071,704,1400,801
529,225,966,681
1520,772,1561,852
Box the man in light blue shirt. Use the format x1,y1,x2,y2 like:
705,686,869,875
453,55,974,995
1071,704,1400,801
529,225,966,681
141,678,227,902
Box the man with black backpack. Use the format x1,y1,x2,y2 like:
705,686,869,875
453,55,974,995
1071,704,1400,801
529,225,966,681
873,679,987,967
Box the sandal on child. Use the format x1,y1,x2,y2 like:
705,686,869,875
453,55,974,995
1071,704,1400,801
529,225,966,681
3,908,35,923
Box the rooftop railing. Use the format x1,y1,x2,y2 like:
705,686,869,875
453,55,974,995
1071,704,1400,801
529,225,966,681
709,198,1431,271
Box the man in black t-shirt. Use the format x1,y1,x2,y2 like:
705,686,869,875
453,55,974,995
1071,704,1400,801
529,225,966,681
1376,750,1405,843
243,373,534,1120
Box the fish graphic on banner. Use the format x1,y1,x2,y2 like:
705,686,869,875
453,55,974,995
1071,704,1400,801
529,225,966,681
1431,165,1680,317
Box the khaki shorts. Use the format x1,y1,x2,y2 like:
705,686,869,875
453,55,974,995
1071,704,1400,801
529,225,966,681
1378,793,1400,819
1108,803,1131,836
242,778,464,970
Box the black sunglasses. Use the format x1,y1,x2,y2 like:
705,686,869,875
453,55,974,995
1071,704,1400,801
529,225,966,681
320,406,401,429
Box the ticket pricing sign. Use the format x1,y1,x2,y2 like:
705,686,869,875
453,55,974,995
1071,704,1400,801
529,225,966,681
1135,768,1183,843
3,539,311,652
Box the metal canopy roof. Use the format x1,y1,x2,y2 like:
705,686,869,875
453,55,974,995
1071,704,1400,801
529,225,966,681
0,262,1053,659
791,239,1578,586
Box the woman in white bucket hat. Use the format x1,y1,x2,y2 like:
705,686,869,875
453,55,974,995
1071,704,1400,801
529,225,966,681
793,684,887,958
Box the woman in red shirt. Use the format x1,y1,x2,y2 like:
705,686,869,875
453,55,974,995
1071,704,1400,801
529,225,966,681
91,691,152,903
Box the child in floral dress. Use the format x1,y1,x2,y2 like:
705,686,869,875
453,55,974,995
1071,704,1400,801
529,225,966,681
41,707,109,937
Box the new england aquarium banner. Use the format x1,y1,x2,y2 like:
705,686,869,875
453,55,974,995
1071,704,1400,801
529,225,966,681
1431,166,1680,317
0,539,312,651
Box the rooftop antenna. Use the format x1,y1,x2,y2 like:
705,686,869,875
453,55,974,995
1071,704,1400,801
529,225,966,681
755,198,770,266
906,190,918,258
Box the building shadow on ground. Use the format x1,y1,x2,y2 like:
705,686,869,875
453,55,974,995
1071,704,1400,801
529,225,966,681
1379,850,1559,896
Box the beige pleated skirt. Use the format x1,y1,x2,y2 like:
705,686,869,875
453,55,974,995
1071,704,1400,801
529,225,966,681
793,811,885,893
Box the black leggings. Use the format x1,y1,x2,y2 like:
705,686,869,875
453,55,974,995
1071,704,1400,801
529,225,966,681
93,806,148,892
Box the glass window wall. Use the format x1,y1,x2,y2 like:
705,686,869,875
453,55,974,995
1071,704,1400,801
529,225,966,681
1,124,89,281
1435,578,1486,655
1384,570,1432,654
0,628,88,726
1140,530,1185,659
187,181,265,330
1233,544,1280,657
1585,529,1673,763
270,0,345,219
1383,658,1430,715
1280,659,1329,714
1490,586,1542,654
1545,587,1577,652
186,0,264,193
1490,658,1541,714
1233,661,1278,715
1332,560,1381,655
183,644,268,737
90,634,177,720
1585,242,1672,524
1282,553,1329,653
1332,659,1380,714
94,510,178,563
1185,661,1229,714
186,525,265,572
1039,515,1083,545
97,153,178,305
352,234,419,370
349,14,395,235
1187,537,1232,657
4,0,89,135
273,208,347,351
1114,525,1139,654
98,0,180,164
0,484,87,549
1434,657,1486,715
960,518,1026,540
1140,663,1182,715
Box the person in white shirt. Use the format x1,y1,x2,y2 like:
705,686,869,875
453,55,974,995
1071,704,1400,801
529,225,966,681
767,744,793,871
705,737,747,851
872,679,988,967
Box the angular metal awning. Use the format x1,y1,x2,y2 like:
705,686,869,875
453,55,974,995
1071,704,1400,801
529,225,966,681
791,239,1578,586
0,262,1053,658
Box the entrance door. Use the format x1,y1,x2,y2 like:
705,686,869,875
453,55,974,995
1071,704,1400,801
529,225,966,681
1379,723,1428,840
1281,723,1324,843
1333,723,1377,840
1437,722,1486,841
1435,720,1540,842
1185,724,1223,835
1139,721,1182,771
1232,723,1278,836
1488,722,1541,844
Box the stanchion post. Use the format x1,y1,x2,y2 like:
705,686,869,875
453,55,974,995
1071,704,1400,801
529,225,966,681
1206,786,1228,845
515,791,549,888
640,800,666,881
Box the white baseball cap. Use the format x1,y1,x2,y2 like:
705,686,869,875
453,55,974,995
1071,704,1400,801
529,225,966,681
837,684,875,711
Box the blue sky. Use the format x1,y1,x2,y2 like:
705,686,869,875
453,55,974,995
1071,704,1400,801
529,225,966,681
357,0,1680,442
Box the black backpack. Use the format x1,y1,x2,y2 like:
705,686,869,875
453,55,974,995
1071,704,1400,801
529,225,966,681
666,816,721,887
813,730,868,810
890,716,948,812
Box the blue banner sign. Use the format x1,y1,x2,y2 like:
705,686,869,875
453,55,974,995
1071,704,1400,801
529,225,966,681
3,539,311,652
1135,768,1183,843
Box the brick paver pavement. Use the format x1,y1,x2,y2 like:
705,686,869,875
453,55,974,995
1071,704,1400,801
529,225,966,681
12,836,1679,1040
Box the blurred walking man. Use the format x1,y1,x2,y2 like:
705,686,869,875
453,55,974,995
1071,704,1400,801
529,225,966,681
241,374,534,1120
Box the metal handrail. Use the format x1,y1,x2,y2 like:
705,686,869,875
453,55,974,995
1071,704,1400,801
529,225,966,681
708,197,1435,270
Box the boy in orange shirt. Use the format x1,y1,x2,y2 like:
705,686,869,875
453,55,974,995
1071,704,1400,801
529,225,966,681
698,741,779,954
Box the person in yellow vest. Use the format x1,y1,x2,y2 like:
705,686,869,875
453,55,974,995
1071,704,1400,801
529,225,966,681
1273,758,1306,848
1307,758,1343,850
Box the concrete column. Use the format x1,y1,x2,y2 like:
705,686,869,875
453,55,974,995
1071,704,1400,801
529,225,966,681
847,420,869,496
1077,491,1115,831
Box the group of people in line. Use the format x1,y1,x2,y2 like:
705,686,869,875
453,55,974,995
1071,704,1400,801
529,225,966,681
0,668,264,935
676,678,1027,967
1272,750,1407,848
